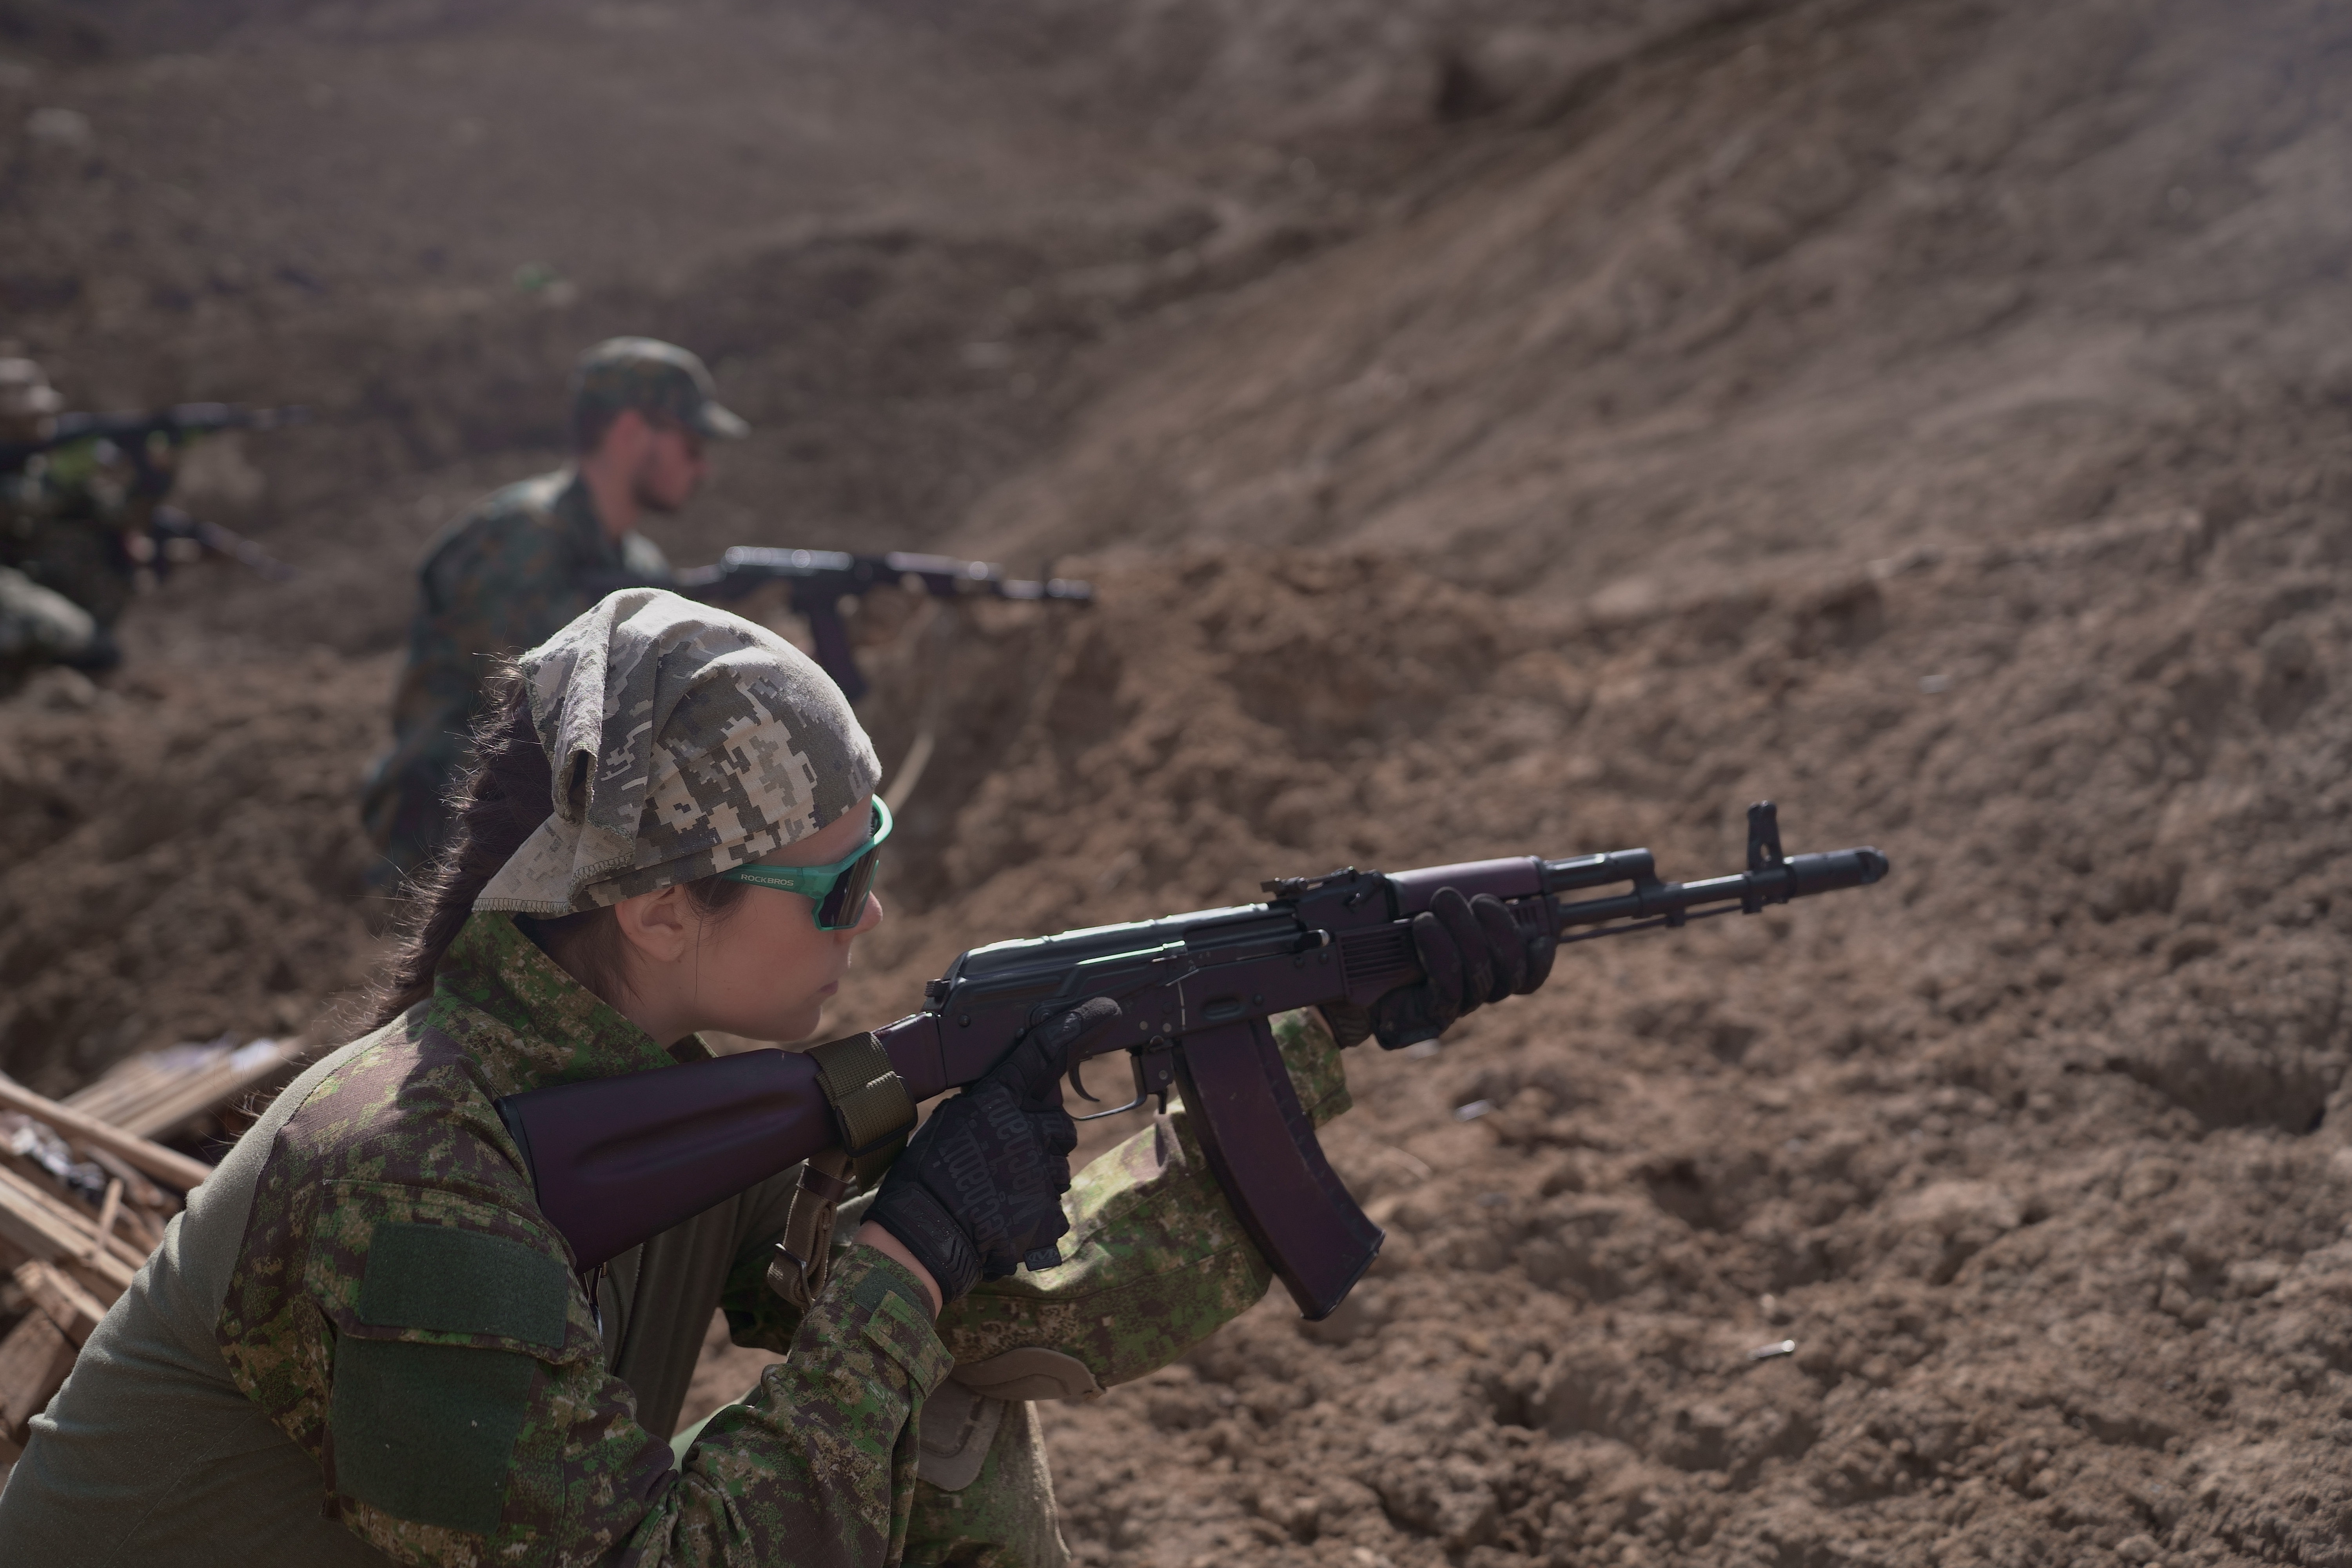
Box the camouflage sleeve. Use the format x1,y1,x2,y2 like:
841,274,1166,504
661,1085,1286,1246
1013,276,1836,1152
929,1007,1351,1391
312,1218,945,1567
422,504,594,680
718,1218,805,1355
225,1147,947,1565
633,1247,953,1566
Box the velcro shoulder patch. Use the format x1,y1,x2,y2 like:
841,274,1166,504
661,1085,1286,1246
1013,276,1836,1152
359,1222,569,1351
334,1336,537,1536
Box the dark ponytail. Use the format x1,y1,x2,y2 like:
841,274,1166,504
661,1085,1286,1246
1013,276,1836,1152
361,674,746,1033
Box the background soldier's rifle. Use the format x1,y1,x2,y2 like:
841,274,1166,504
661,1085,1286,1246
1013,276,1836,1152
2,403,306,583
0,403,307,475
499,803,1889,1321
673,546,1092,702
145,505,298,583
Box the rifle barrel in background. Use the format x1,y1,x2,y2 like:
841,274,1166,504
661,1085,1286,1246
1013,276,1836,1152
47,403,308,450
1,405,309,473
673,545,1093,701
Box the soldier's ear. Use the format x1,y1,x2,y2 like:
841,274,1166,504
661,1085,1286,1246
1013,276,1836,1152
611,883,693,966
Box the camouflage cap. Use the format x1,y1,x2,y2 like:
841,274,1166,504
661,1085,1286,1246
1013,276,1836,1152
474,588,880,916
0,358,64,421
568,336,750,444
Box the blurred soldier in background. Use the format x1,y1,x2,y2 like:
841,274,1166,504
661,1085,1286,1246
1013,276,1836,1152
0,358,123,678
1,357,298,686
360,337,747,889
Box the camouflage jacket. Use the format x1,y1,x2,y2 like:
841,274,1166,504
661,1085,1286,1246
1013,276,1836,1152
219,909,951,1566
1,902,1358,1568
362,471,672,881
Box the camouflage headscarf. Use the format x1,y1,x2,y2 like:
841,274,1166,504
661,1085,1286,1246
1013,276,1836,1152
474,588,880,916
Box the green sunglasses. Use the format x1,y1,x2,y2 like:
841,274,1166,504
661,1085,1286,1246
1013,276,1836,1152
718,798,893,929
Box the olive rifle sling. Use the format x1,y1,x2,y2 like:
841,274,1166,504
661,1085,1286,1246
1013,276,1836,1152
769,1033,915,1308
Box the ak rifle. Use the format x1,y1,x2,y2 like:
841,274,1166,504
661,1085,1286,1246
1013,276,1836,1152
674,546,1090,702
0,403,306,476
498,803,1887,1319
2,403,306,582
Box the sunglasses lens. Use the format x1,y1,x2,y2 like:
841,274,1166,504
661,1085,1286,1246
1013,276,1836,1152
815,846,878,929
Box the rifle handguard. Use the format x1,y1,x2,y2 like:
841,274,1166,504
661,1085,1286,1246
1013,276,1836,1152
808,1031,916,1186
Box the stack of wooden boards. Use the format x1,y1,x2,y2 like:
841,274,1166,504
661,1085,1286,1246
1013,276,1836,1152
0,1037,304,1461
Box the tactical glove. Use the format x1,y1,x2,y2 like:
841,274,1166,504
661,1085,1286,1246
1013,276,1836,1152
866,996,1120,1303
1326,887,1555,1051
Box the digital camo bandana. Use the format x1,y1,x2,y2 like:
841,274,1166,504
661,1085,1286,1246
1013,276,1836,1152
475,588,880,916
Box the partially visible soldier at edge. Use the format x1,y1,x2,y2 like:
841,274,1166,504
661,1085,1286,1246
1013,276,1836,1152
0,358,124,681
361,337,746,889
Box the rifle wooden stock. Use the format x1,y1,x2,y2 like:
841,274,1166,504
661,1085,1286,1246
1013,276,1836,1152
497,803,1887,1314
497,1049,833,1273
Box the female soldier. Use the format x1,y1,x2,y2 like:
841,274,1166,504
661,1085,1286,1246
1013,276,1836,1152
0,589,1548,1566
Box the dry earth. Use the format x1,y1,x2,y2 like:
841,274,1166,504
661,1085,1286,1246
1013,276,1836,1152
3,2,2350,1565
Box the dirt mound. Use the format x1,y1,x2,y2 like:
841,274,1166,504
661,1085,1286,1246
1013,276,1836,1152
726,496,2352,1567
0,654,386,1093
949,0,2352,604
4,0,2351,1564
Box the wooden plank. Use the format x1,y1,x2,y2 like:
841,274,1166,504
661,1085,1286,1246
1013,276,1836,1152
3,1138,174,1255
0,1176,98,1268
0,1310,78,1443
0,1171,138,1298
61,1057,164,1127
0,1074,214,1192
113,1202,168,1255
85,1178,122,1265
14,1261,105,1346
0,1165,144,1269
71,1057,197,1133
83,1145,174,1219
66,1043,209,1129
136,1058,286,1138
65,1038,303,1142
58,1255,133,1310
